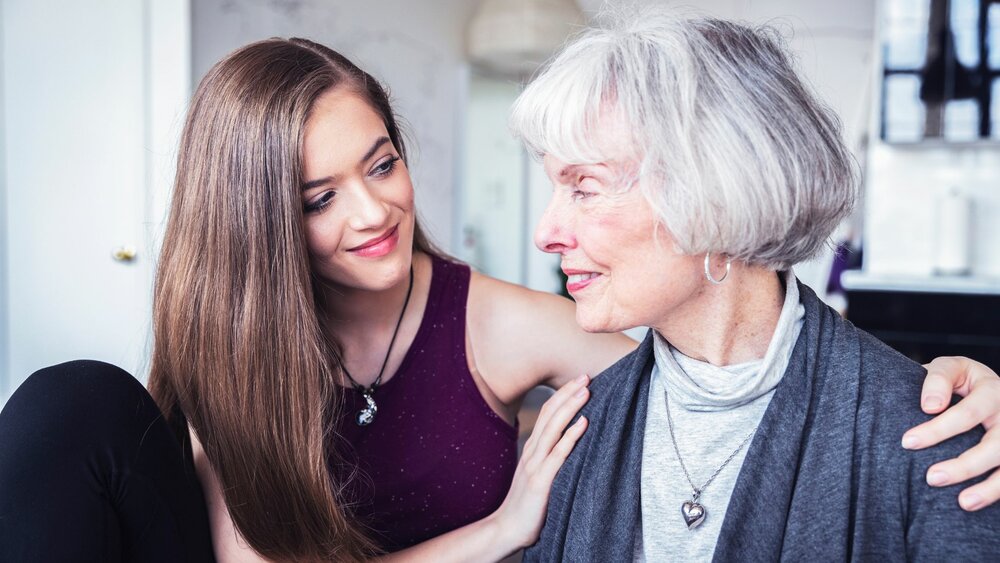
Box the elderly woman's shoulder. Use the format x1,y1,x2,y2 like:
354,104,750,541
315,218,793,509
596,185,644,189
848,328,1000,536
852,329,936,425
574,333,653,424
855,329,928,406
851,328,985,468
587,333,652,388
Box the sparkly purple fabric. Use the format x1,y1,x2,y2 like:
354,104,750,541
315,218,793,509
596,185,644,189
332,256,518,551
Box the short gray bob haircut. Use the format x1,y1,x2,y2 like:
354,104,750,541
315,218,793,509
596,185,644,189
509,9,859,270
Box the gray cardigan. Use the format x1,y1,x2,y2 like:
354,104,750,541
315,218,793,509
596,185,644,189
525,283,1000,562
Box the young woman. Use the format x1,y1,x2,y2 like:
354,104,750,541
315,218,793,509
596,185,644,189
1,37,998,563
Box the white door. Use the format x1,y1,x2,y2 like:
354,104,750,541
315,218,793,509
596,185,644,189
1,0,190,403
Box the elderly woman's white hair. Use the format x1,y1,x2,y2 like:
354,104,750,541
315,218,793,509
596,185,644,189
509,9,860,270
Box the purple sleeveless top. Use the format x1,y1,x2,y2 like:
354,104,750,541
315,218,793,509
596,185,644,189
332,256,518,551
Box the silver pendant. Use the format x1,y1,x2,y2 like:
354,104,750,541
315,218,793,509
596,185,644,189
681,500,706,529
356,392,377,426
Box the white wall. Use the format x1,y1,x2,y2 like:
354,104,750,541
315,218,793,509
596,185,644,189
0,0,7,399
459,74,564,295
863,1,1000,278
460,76,528,283
192,0,481,252
865,144,1000,277
148,1,193,258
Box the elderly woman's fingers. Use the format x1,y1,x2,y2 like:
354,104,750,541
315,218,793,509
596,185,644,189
919,356,975,414
925,427,1000,486
521,375,589,461
904,358,1000,450
958,468,1000,511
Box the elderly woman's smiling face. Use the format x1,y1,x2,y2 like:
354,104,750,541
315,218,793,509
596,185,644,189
534,150,705,334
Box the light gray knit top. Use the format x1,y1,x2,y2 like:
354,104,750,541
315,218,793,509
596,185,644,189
635,271,803,561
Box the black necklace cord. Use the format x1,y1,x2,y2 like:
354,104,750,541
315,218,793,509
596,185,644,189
342,263,415,394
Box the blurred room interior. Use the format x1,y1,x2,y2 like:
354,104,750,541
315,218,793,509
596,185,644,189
1,0,998,432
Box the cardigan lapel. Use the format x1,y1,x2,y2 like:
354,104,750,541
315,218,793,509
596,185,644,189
527,332,655,562
529,284,866,562
712,283,862,562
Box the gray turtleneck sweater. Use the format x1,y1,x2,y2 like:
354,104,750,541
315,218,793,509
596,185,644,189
636,271,803,561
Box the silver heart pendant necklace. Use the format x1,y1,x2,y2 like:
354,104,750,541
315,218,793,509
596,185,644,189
664,391,757,530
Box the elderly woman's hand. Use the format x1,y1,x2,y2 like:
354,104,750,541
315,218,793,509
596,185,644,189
902,356,1000,511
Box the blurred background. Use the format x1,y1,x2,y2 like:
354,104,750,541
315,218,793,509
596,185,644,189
1,0,999,409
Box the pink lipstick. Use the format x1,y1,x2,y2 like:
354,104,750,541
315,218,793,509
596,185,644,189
563,268,601,294
349,225,399,258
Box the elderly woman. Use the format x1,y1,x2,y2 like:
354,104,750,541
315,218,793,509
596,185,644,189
511,13,1000,561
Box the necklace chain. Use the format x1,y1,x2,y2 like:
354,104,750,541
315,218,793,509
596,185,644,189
342,264,414,395
663,389,757,499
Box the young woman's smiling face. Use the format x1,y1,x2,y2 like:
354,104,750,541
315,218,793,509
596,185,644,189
301,88,415,292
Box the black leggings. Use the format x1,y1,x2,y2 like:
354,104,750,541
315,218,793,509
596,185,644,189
0,361,215,562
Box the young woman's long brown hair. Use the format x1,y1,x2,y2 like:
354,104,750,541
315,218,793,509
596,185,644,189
148,38,436,561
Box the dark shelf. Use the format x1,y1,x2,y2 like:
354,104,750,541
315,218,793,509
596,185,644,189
846,290,1000,372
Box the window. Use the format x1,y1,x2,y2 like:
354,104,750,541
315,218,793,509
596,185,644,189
882,0,1000,141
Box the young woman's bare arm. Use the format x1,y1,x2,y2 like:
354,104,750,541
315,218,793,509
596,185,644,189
191,375,592,562
466,272,637,406
190,428,270,563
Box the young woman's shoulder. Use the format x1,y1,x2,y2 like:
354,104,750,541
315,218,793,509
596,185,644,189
465,268,637,405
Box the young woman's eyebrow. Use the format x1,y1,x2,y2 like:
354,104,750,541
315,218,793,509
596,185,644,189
301,136,391,190
359,136,390,164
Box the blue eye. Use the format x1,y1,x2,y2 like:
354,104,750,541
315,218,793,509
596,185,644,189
305,191,335,213
372,156,400,178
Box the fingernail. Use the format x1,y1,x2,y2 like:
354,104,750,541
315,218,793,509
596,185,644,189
922,397,943,411
960,493,984,511
901,434,920,449
927,471,948,486
574,386,588,398
575,374,588,384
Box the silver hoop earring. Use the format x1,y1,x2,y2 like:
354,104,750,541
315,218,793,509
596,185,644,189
704,252,731,285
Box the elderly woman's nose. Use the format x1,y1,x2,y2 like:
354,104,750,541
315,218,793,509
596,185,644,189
347,184,390,231
534,197,574,253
